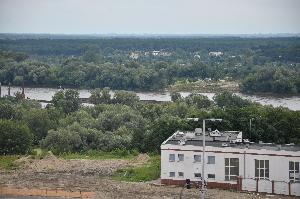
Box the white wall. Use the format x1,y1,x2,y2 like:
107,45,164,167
161,144,300,184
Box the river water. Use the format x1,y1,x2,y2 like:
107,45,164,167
0,86,299,111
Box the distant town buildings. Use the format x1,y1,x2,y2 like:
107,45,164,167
161,129,300,196
129,52,139,60
209,51,223,57
129,50,172,59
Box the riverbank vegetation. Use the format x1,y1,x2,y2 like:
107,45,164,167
0,36,299,94
0,89,300,157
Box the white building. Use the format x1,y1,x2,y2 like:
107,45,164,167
161,129,300,196
209,51,223,57
129,52,139,59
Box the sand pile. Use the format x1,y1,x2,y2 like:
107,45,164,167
14,152,130,176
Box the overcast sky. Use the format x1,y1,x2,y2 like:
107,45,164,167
0,0,299,34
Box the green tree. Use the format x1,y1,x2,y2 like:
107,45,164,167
41,129,82,154
214,91,252,108
144,116,188,152
89,88,111,105
0,103,21,120
113,90,139,106
170,92,182,102
52,90,80,114
0,120,33,154
185,93,212,109
22,109,53,143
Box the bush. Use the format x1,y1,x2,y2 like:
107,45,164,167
41,129,83,154
0,120,33,155
22,108,53,143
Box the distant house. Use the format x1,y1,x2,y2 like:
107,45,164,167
194,54,201,59
161,128,300,196
209,52,223,57
152,51,160,56
151,50,172,56
129,52,139,59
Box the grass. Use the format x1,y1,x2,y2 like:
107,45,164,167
114,155,160,182
59,149,139,160
0,155,19,170
170,79,239,92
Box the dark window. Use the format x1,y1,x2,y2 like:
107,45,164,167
208,174,215,179
194,173,202,178
194,155,201,162
225,158,239,181
169,154,175,162
178,154,184,161
289,161,300,182
255,159,269,179
178,172,184,177
169,172,175,177
207,156,215,164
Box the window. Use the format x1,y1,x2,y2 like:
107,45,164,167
194,173,202,178
178,154,184,162
207,156,215,164
169,172,175,177
194,155,201,162
255,160,269,179
169,154,175,162
208,174,215,179
225,158,239,181
178,172,184,178
289,161,300,182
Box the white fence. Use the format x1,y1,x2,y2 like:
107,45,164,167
290,182,300,196
274,181,289,195
240,178,300,197
257,179,272,194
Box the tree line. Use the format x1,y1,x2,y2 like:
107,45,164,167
0,36,300,94
1,90,299,155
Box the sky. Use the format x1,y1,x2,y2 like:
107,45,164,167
0,0,299,35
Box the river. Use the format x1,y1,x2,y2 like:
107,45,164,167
0,86,299,111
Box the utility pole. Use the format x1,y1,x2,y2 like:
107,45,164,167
200,119,206,199
249,118,254,140
187,118,222,199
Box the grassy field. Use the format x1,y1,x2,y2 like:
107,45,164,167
0,156,19,170
115,155,160,182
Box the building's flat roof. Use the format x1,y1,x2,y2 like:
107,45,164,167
163,130,300,152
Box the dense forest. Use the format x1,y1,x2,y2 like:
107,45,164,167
0,35,299,93
1,89,300,155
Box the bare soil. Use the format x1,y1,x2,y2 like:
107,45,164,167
0,154,297,199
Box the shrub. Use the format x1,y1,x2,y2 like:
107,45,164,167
0,120,33,154
41,129,83,154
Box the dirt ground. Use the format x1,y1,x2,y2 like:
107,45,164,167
0,154,298,199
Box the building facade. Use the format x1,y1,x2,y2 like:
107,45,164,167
161,129,300,196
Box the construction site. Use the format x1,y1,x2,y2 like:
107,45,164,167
0,153,298,199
